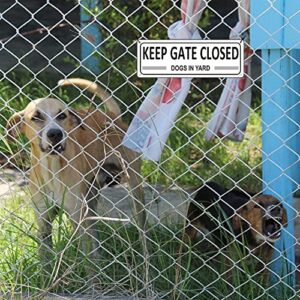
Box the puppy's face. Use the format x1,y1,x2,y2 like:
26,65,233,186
6,98,81,156
233,195,287,244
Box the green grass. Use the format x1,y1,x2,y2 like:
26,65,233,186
142,104,262,191
0,192,298,299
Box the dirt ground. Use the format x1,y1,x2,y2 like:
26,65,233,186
1,166,299,237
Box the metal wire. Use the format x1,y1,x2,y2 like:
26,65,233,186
0,1,298,299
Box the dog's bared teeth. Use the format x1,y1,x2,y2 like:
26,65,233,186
54,144,63,152
267,230,281,238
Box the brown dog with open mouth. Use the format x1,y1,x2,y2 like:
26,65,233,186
184,182,287,278
6,78,145,264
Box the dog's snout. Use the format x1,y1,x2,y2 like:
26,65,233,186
47,128,63,144
271,206,281,216
267,205,282,218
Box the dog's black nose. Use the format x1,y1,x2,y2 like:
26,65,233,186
47,128,63,144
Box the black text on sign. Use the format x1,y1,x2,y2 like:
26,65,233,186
137,40,244,78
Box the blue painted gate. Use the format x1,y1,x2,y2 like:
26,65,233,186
251,0,300,286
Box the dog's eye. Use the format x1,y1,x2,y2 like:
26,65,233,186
31,112,44,122
56,112,67,120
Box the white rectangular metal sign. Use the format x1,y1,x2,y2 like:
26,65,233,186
137,40,244,78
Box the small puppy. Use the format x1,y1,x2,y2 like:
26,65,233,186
6,78,145,262
184,182,287,275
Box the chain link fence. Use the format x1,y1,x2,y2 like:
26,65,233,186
0,0,299,299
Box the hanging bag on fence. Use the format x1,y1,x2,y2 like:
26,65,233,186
123,0,251,162
122,0,206,161
205,0,252,141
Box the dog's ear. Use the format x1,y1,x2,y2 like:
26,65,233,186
232,208,243,231
6,111,25,142
69,109,85,130
282,206,288,227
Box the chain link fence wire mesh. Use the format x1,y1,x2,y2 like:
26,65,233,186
0,0,299,299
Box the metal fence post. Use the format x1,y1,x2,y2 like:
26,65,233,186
80,0,101,74
251,0,300,286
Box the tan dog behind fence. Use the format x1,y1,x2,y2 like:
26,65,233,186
6,78,145,264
